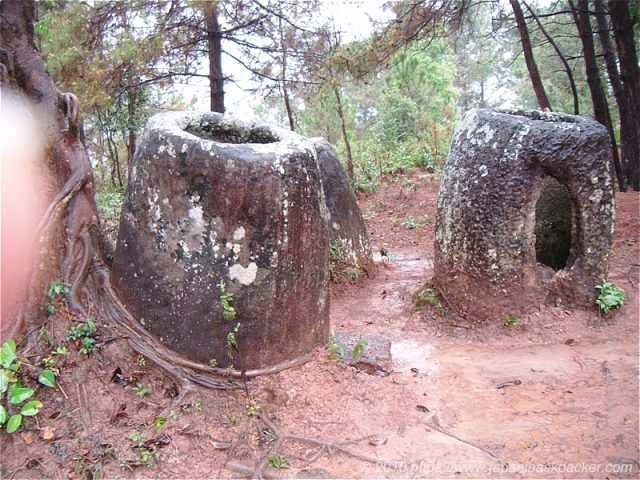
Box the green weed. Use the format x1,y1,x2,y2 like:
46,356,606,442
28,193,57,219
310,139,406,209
1,339,55,433
595,281,625,313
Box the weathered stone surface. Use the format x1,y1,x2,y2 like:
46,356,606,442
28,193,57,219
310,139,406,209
334,332,391,374
434,109,615,320
112,111,330,369
312,138,374,277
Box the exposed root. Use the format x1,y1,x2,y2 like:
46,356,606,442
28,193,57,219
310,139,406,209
426,414,505,463
226,413,398,479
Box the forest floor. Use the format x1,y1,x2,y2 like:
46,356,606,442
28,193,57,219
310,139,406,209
1,171,639,480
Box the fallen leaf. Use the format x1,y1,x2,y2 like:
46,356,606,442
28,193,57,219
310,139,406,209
41,426,56,440
22,431,35,445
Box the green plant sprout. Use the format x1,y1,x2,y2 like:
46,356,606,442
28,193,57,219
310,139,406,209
68,317,98,354
352,335,369,359
268,455,289,469
218,280,236,321
327,331,344,362
503,316,519,326
595,281,625,313
227,323,241,351
245,404,261,416
402,214,417,229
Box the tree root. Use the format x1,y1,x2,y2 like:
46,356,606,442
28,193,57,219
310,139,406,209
226,413,398,479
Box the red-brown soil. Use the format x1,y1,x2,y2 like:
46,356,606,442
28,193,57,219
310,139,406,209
1,172,638,479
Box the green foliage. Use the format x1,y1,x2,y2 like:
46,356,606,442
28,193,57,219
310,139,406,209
329,239,346,259
402,214,417,229
595,281,625,313
343,267,361,280
402,214,431,230
127,383,152,398
1,340,53,434
68,318,98,355
95,187,125,222
245,404,261,417
125,430,161,468
268,455,289,469
208,358,218,369
352,335,368,359
227,323,241,351
415,288,443,310
154,415,167,432
327,331,345,362
44,280,70,314
503,316,519,326
137,356,146,366
38,370,57,388
218,280,237,321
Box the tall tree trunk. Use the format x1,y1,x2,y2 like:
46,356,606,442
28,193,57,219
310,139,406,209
279,17,295,131
609,0,640,191
571,0,625,191
126,89,136,170
523,0,579,114
1,0,99,339
333,85,354,180
510,0,552,111
204,2,224,113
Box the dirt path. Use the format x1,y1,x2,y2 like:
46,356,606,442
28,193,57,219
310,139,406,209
1,173,638,480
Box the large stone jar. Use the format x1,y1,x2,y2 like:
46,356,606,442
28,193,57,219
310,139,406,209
434,109,615,321
312,138,374,276
112,112,330,369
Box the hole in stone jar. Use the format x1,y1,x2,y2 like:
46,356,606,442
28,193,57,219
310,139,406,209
535,176,572,270
184,120,279,144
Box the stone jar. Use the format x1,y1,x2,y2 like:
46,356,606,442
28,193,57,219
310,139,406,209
312,138,374,277
434,109,614,321
112,112,330,369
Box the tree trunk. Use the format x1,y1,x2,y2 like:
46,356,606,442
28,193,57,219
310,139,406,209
1,0,99,339
571,0,625,191
510,0,552,111
126,89,136,170
204,2,224,113
522,0,579,114
333,85,354,180
609,0,640,191
279,18,295,131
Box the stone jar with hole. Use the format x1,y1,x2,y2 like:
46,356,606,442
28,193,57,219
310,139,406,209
434,109,615,321
112,111,330,370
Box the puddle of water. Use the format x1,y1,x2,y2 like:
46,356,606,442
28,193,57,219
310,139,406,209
390,340,439,375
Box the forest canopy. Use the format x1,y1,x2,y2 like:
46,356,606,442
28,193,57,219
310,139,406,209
32,0,639,194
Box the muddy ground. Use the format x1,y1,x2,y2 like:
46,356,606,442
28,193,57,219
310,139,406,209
1,171,638,479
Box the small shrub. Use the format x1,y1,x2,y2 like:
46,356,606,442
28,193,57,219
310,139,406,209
68,318,98,355
44,280,70,314
595,281,625,313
